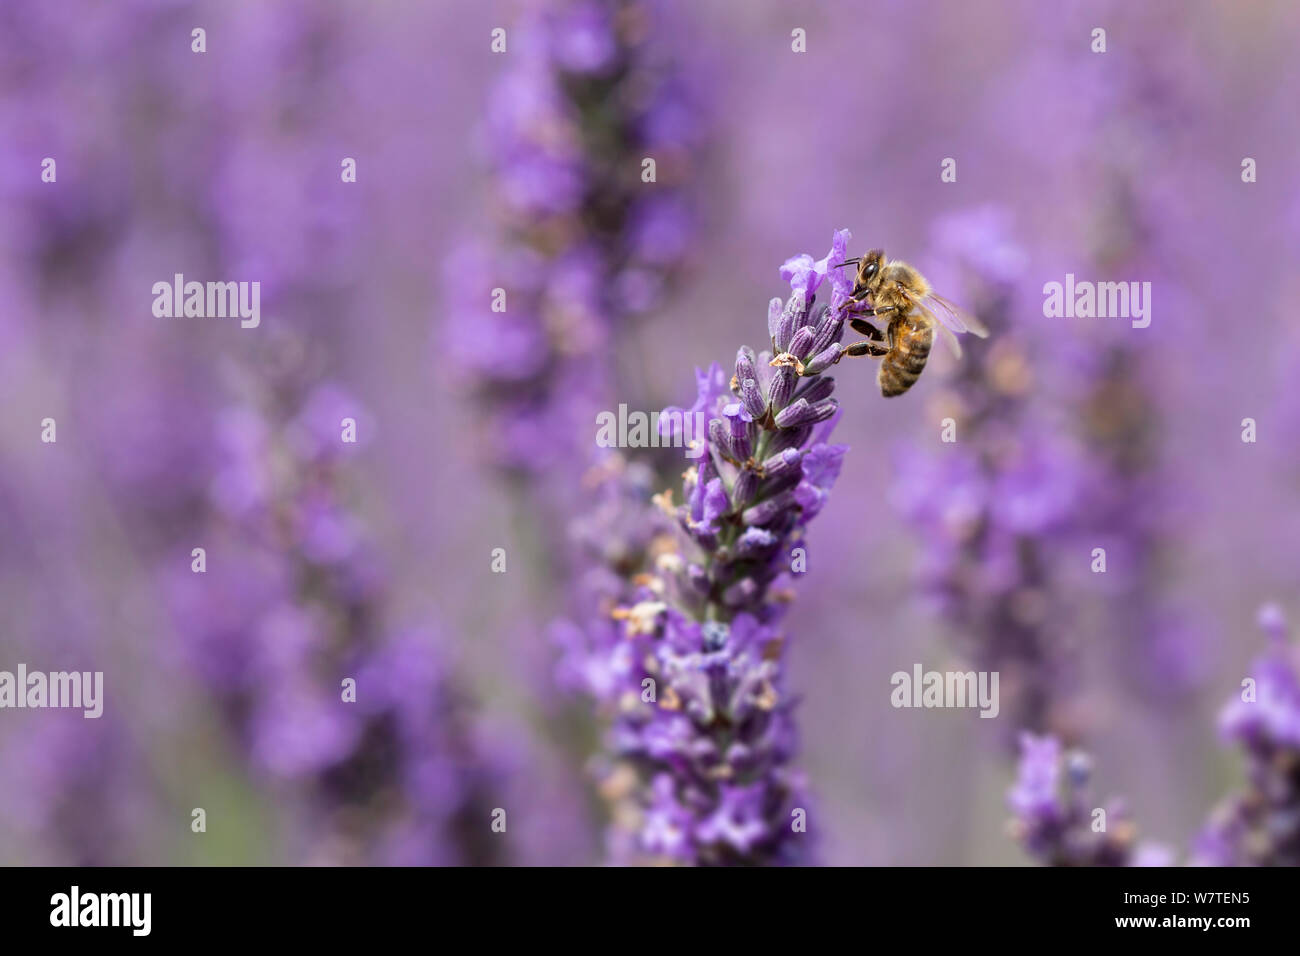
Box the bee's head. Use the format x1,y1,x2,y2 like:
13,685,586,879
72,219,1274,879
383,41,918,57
855,249,886,292
858,250,885,279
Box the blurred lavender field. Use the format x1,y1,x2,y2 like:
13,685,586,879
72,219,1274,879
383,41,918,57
2,0,1299,866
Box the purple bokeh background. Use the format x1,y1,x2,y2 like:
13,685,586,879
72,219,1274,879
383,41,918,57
2,0,1299,864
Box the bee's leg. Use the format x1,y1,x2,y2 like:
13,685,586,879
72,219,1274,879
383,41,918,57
840,339,890,359
839,318,893,361
842,301,899,320
849,317,884,339
848,319,893,349
838,287,875,313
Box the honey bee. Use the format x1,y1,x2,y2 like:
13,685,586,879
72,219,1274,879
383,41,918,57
835,250,988,397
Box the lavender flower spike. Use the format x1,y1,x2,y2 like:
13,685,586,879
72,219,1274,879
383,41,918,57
169,379,505,866
444,0,704,476
1193,604,1300,866
1007,732,1168,866
561,232,854,864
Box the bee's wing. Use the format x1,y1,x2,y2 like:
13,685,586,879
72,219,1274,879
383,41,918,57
904,296,964,359
914,290,989,338
935,319,963,359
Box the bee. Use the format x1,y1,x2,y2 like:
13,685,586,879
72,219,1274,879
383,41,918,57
834,249,989,397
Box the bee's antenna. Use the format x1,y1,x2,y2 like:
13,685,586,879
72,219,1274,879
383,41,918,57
833,258,860,269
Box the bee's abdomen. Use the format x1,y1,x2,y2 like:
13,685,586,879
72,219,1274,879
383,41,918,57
878,323,932,397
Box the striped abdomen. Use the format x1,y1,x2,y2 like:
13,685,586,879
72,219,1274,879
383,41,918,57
878,316,932,397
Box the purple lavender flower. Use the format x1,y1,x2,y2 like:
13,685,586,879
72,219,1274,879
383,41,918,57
888,207,1084,742
168,374,505,866
1068,324,1208,702
1193,604,1300,866
444,0,704,476
1021,7,1212,704
1007,732,1155,867
558,232,855,864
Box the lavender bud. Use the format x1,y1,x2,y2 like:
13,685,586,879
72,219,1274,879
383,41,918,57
708,418,731,459
763,468,803,498
732,469,760,508
774,399,811,429
766,425,811,455
766,297,784,344
743,490,798,526
788,288,808,322
774,293,803,352
690,454,717,520
698,452,716,487
787,325,816,360
808,398,838,422
774,397,838,429
740,378,767,420
766,366,796,412
760,447,803,479
797,376,836,404
725,404,753,460
801,344,843,376
809,308,845,355
735,346,758,385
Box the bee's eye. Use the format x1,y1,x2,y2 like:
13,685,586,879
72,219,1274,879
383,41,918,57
863,261,878,279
